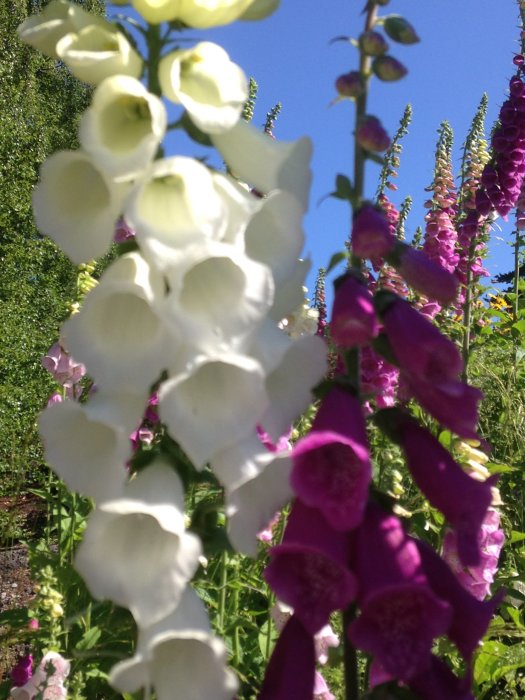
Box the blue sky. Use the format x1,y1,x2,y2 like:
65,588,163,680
109,0,522,298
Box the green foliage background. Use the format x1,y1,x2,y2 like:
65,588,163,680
0,0,105,492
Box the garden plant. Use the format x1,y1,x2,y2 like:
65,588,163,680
1,0,525,699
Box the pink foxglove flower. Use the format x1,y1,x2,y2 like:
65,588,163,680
291,386,371,531
330,273,379,348
265,500,356,635
10,651,69,700
313,670,336,700
351,204,396,260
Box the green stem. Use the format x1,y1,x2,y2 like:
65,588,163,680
232,584,241,666
146,23,163,97
218,550,228,634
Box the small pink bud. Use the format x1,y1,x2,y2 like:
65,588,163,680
356,116,391,152
359,30,389,57
335,71,365,99
372,55,408,81
28,618,40,630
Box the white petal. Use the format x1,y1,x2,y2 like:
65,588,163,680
159,42,247,134
56,25,143,86
163,240,274,353
32,150,124,264
125,157,227,268
80,76,167,180
62,253,174,392
240,0,280,20
269,257,311,321
227,452,293,556
131,0,182,23
244,190,305,287
212,172,262,246
212,119,312,209
260,334,327,441
178,0,255,28
247,318,292,374
159,354,269,468
210,432,273,491
38,400,130,502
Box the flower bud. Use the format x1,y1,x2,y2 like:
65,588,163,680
351,204,395,259
356,116,391,152
383,15,420,44
372,55,408,81
359,30,388,56
331,273,379,347
335,71,365,99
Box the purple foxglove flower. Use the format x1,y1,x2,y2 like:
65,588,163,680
393,415,494,566
348,502,451,681
387,242,459,304
409,656,475,700
351,204,396,260
330,273,379,348
415,538,504,661
10,655,33,687
259,616,316,700
290,386,371,531
406,375,483,440
265,500,357,635
377,294,463,381
356,116,391,152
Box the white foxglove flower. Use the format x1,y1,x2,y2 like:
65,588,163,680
38,397,132,502
75,462,202,628
159,353,269,468
239,0,280,20
247,318,292,374
210,432,274,491
32,150,124,264
125,157,227,269
56,24,143,86
260,334,327,441
178,0,255,28
79,76,167,181
110,588,238,700
162,240,274,353
17,0,102,60
212,119,313,209
226,452,293,556
270,257,312,321
159,42,247,134
131,0,182,24
244,190,305,287
212,172,262,246
62,252,175,393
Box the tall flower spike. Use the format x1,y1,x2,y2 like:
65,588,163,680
290,386,372,531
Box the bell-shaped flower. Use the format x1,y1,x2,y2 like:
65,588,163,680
178,0,256,28
41,341,85,388
259,334,327,441
32,150,125,264
75,462,202,628
125,156,227,269
291,386,371,531
378,410,493,566
38,396,133,502
376,292,463,382
265,500,357,635
212,119,313,210
270,257,312,322
61,252,174,393
159,42,247,134
211,172,262,246
259,616,316,700
79,76,167,181
131,0,182,23
217,440,293,555
56,23,143,86
210,431,281,491
10,651,70,700
111,587,238,699
330,273,379,348
348,502,451,682
243,190,305,288
408,656,475,700
248,319,293,374
162,240,274,353
351,204,395,260
159,353,269,468
17,0,102,60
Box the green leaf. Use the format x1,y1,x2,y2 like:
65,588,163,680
326,250,349,274
76,626,102,651
258,619,279,659
486,461,517,474
510,530,525,544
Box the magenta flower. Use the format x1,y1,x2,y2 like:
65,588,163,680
290,386,372,531
409,656,475,700
442,508,505,601
387,242,459,305
390,413,494,566
10,654,33,687
415,538,504,661
259,616,316,700
351,204,396,260
348,502,451,681
330,274,379,348
42,342,86,388
360,345,399,410
377,294,463,382
265,499,357,635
